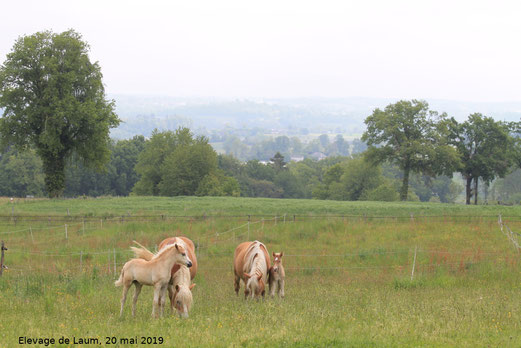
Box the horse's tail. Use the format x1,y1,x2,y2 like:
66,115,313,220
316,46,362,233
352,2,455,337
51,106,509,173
114,269,124,287
131,241,155,261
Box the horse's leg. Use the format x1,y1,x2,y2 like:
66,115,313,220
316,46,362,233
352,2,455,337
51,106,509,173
269,277,276,297
167,284,175,313
132,283,142,317
159,285,167,317
152,284,161,318
120,283,130,317
244,281,250,300
279,279,285,298
234,274,241,296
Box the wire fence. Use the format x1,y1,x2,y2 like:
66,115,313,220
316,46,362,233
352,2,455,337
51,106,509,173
0,214,519,279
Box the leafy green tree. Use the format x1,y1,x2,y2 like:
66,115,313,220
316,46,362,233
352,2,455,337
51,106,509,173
159,140,217,196
133,128,193,195
362,100,459,201
195,171,240,197
0,147,45,197
0,30,120,197
312,156,390,201
109,136,146,196
270,152,287,172
243,160,275,181
361,182,399,202
447,113,514,204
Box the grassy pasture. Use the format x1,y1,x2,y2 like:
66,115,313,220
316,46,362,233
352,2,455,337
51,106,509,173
0,197,520,347
2,195,521,218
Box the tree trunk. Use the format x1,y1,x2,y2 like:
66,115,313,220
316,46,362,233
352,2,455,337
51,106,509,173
400,166,410,201
42,154,66,198
465,175,472,205
474,177,479,205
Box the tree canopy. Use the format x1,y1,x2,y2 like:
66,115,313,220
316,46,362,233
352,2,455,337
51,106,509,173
0,30,120,197
362,100,459,200
447,113,515,204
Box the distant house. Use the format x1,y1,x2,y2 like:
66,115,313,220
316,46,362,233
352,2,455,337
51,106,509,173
290,156,304,162
309,152,327,161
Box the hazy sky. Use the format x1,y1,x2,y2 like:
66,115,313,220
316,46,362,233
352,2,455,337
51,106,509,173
1,0,520,102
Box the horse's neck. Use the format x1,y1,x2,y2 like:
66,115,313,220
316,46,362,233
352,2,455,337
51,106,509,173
154,247,179,270
172,265,190,287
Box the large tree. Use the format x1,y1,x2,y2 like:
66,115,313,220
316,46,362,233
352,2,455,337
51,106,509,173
362,100,459,201
0,30,119,197
447,113,514,204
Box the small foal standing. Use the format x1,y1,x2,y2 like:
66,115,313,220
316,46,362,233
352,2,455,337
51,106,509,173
269,252,285,298
115,243,192,318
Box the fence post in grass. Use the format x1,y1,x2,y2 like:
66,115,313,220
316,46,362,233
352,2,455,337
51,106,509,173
411,245,417,281
0,241,6,277
284,214,286,224
65,224,68,240
113,248,116,277
83,219,85,234
100,219,103,229
293,214,296,222
30,227,34,243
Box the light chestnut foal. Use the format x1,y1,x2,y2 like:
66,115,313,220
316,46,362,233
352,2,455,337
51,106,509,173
132,237,197,318
115,242,192,318
269,252,285,298
233,241,271,299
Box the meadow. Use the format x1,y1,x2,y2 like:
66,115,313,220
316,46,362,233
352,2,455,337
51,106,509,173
0,196,520,347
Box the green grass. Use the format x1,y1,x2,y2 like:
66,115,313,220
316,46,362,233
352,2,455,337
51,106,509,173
2,195,521,218
0,197,520,347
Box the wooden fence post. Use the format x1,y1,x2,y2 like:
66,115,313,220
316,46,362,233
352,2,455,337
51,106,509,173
65,224,68,240
0,241,7,276
411,245,418,281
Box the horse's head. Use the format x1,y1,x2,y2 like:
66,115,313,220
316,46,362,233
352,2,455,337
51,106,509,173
174,243,193,268
174,283,195,318
271,252,284,274
244,272,265,299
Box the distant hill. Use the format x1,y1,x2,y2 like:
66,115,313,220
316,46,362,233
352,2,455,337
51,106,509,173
109,95,521,139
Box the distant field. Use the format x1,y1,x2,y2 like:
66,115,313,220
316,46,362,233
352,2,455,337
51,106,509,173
1,195,521,218
0,197,520,347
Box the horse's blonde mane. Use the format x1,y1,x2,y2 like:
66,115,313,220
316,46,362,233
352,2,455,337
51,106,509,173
153,243,178,259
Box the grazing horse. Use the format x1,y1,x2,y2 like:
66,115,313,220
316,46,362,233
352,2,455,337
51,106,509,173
132,237,197,318
115,243,192,318
233,241,271,299
269,252,285,298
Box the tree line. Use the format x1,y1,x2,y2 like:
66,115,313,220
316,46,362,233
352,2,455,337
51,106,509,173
1,30,520,204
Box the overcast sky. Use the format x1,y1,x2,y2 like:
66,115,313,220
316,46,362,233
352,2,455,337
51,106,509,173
1,0,520,102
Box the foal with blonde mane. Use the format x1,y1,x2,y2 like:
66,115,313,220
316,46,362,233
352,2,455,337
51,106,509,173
233,241,271,299
115,243,192,318
269,252,285,298
132,237,197,318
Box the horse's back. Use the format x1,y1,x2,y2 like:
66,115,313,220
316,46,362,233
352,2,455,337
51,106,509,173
233,241,253,278
234,241,270,280
159,236,197,280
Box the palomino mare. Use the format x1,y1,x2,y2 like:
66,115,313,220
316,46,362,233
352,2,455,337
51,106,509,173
233,241,271,299
115,243,192,318
132,237,197,318
269,252,285,298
